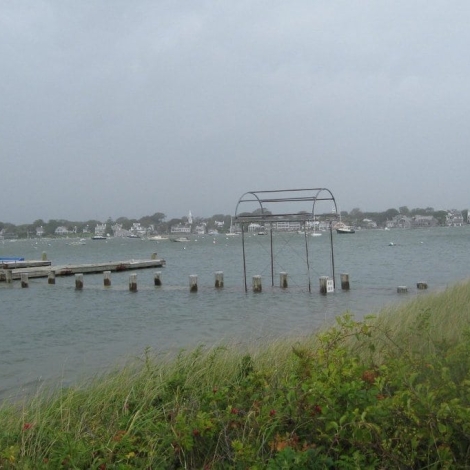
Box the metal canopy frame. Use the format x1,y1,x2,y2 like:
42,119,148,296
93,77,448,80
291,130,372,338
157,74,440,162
234,188,339,292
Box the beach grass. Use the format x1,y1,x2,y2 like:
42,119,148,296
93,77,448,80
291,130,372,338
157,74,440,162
2,280,470,468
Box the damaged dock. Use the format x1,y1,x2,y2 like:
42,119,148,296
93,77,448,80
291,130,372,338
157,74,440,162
0,258,166,282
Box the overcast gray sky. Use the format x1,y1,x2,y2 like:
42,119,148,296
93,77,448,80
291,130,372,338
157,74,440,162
1,1,469,224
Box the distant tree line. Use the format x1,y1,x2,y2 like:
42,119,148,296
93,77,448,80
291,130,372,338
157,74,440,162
0,207,468,239
0,212,234,238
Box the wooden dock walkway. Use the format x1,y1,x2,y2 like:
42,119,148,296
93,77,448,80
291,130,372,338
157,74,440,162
0,259,166,282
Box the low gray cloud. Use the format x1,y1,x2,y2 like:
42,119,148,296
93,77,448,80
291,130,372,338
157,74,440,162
1,1,469,223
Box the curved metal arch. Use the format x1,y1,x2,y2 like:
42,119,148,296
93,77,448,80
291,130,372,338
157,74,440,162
234,187,338,223
233,187,339,293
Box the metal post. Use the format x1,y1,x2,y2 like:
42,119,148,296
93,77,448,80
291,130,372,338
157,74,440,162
304,228,311,293
270,226,274,287
329,221,336,288
241,224,247,292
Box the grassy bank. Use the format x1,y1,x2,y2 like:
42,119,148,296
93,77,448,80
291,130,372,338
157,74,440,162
2,281,470,468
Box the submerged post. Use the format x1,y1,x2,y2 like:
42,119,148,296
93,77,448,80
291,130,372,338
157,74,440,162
151,252,157,260
21,273,28,288
252,275,262,293
48,271,55,285
103,271,111,287
340,273,350,290
42,251,47,261
280,272,288,288
75,273,84,290
129,273,138,292
189,274,198,292
214,271,224,288
319,276,328,295
154,271,162,286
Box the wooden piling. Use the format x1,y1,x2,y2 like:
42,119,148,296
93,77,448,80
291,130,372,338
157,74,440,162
151,252,157,260
417,282,428,290
5,270,12,284
21,273,28,288
252,275,262,293
48,271,55,285
319,276,334,294
189,274,198,292
397,286,408,293
214,271,224,288
42,251,47,261
154,271,162,286
129,273,137,292
75,273,84,290
341,273,350,290
103,271,111,287
280,272,288,288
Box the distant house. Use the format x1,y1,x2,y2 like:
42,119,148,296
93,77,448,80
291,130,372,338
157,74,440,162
36,226,45,237
388,215,413,229
131,222,147,237
273,221,301,231
55,226,69,236
248,223,263,232
446,210,464,227
362,218,377,229
95,223,107,236
412,215,437,227
171,224,191,234
194,224,206,235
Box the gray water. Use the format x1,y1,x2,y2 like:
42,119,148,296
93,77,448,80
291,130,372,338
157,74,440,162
1,226,469,399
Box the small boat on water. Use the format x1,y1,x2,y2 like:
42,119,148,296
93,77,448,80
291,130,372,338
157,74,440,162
170,237,190,242
335,222,355,234
68,239,86,246
92,235,107,240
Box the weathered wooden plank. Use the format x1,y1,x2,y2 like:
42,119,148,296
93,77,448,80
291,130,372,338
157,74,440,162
0,259,166,281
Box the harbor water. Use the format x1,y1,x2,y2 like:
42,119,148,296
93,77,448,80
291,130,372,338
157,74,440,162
1,226,470,399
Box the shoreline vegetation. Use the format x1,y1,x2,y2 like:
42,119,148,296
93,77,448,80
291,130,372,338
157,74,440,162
2,282,470,468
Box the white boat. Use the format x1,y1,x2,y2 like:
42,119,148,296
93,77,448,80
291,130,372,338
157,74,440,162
68,240,86,246
170,237,190,242
148,235,169,241
335,222,355,234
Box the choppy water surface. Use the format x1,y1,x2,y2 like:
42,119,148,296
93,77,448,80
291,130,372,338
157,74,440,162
1,226,469,399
